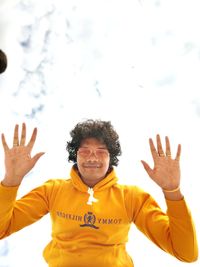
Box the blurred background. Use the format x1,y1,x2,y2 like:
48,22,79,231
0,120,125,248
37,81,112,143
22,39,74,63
0,0,199,266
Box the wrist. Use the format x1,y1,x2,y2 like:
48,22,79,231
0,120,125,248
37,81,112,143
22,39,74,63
162,187,184,200
162,185,180,193
2,176,22,187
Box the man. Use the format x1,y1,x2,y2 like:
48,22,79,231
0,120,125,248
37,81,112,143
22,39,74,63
0,120,198,266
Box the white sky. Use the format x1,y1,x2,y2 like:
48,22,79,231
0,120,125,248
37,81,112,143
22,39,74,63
0,0,200,266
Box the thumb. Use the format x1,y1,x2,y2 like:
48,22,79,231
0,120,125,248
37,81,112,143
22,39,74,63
32,152,45,166
141,160,153,177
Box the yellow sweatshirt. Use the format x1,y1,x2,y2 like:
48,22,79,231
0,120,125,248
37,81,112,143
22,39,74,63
0,166,198,267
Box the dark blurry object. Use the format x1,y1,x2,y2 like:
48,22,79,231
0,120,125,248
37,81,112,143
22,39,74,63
0,50,7,74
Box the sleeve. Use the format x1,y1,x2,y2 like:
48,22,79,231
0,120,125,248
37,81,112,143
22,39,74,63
0,180,54,239
129,186,198,263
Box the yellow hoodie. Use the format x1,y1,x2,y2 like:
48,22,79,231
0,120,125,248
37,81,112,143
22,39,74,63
0,166,198,267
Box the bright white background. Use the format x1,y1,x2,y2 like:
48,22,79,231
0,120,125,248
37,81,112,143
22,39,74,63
0,0,199,266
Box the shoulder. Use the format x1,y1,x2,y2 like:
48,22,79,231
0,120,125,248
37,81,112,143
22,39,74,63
116,184,154,209
43,178,71,186
42,178,71,189
31,178,72,196
115,183,149,197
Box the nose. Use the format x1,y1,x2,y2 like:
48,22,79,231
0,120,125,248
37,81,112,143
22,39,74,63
88,150,98,159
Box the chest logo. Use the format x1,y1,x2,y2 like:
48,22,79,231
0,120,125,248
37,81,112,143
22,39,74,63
80,212,99,229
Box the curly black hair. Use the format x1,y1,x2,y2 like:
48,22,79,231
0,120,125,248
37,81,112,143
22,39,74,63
66,119,122,167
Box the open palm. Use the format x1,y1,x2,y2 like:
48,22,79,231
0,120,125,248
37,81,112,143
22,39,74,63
141,135,181,190
1,123,45,186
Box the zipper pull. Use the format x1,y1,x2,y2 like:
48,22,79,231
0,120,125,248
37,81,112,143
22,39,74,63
87,188,98,205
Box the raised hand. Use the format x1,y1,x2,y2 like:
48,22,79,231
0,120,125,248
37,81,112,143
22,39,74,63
1,123,45,186
141,135,181,191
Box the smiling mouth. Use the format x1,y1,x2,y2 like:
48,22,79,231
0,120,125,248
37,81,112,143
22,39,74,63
83,164,101,168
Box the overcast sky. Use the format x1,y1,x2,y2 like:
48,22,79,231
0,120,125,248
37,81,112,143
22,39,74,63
0,0,200,266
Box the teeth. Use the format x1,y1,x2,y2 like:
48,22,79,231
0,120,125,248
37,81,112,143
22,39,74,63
84,165,100,168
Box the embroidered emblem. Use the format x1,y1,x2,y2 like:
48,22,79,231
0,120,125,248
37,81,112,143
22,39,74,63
80,212,99,229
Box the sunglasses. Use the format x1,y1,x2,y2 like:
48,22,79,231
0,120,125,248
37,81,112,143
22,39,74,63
77,147,109,158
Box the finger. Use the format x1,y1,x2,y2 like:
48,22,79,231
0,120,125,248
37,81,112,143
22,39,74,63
156,134,165,156
1,133,9,151
13,124,19,147
149,138,158,160
165,136,171,157
175,144,181,161
141,160,153,177
20,123,26,146
27,127,37,151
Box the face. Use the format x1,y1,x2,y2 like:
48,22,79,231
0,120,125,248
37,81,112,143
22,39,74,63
76,137,110,187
